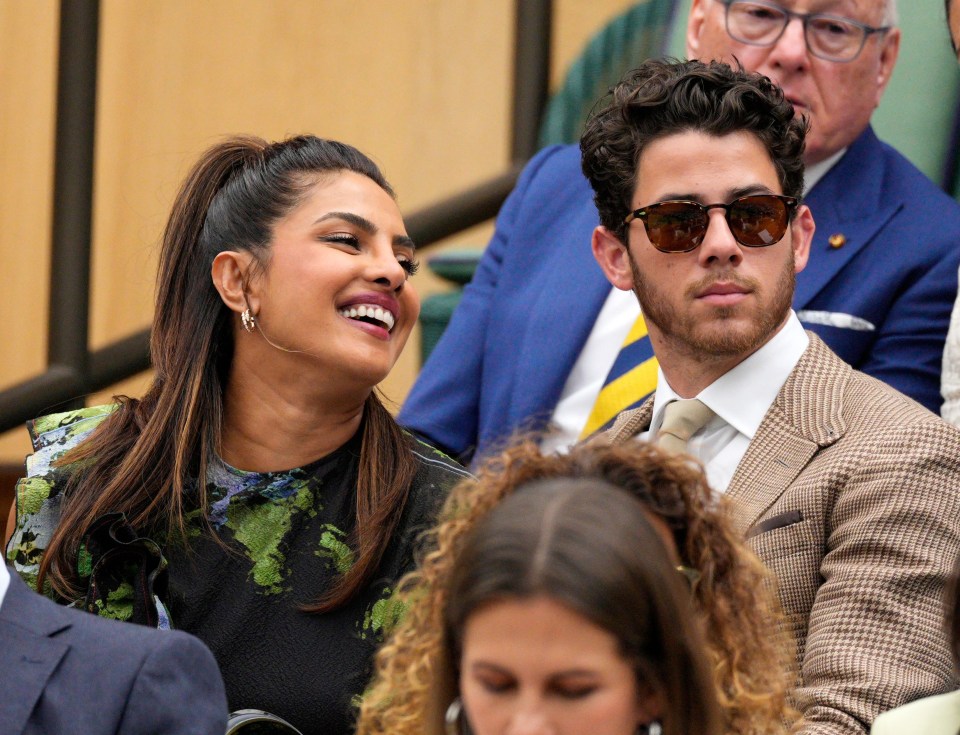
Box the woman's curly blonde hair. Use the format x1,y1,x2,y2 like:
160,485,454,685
356,438,795,735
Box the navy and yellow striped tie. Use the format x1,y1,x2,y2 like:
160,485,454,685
580,313,659,439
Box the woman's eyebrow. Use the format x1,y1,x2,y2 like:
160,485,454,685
314,211,415,250
314,211,376,232
395,234,417,251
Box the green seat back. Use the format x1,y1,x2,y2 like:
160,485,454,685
872,4,960,189
538,0,680,148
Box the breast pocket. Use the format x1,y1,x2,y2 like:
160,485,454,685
747,510,822,626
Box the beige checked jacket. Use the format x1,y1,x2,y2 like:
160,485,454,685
605,334,960,735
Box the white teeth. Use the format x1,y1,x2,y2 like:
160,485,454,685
338,303,396,332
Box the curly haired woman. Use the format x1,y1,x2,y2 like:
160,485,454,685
356,439,796,735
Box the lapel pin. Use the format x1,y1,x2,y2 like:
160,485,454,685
828,233,846,249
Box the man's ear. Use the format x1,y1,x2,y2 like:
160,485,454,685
790,204,814,274
686,0,708,58
873,27,901,107
211,250,258,315
592,226,636,291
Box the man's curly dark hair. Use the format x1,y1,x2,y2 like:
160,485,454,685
581,58,808,242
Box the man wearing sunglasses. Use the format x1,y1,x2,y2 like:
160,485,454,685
400,0,960,465
589,57,960,735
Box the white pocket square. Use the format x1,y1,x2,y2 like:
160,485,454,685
797,310,875,331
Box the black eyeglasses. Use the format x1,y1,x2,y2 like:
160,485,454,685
623,194,799,253
719,0,890,63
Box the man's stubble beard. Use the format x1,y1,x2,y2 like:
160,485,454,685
628,249,796,361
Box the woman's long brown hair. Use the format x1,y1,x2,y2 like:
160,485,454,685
37,135,416,613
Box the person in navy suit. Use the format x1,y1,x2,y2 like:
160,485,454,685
0,564,227,735
401,0,960,463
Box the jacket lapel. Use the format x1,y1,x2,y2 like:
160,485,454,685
0,571,72,735
600,337,848,535
795,127,902,310
726,335,846,532
601,398,655,445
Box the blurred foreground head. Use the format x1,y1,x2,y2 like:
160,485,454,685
357,439,794,735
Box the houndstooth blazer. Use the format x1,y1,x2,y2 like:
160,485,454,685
605,334,960,735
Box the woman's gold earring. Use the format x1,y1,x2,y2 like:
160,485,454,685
241,308,256,333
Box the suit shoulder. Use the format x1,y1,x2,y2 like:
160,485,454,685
11,583,210,665
787,337,960,446
843,366,960,443
64,600,185,650
512,144,592,202
875,138,960,219
523,143,582,176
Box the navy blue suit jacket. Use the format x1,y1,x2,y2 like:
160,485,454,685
0,569,228,735
400,127,960,461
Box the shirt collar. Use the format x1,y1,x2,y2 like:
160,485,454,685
0,562,10,612
804,147,846,195
650,311,808,440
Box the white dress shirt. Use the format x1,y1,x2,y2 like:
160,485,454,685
542,288,639,454
639,312,809,492
0,561,10,612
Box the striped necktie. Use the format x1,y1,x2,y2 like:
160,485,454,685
580,313,658,439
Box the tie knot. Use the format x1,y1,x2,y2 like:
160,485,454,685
656,399,715,455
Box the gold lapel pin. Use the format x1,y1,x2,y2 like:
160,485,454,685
828,233,846,249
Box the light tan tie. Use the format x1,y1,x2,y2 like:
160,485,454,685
655,399,715,455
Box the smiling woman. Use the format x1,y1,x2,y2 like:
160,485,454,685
5,135,470,735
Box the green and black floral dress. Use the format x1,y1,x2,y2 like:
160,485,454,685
6,405,470,735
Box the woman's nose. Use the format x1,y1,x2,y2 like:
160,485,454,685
366,246,408,290
505,706,554,735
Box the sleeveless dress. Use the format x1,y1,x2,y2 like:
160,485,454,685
6,404,470,735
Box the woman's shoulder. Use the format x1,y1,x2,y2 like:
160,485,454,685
392,436,471,533
7,404,118,588
17,403,117,515
24,404,117,474
871,690,960,735
406,435,473,487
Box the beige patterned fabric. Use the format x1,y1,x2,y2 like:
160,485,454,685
604,334,960,735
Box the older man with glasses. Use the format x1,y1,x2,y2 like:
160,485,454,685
690,0,899,172
401,0,960,467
